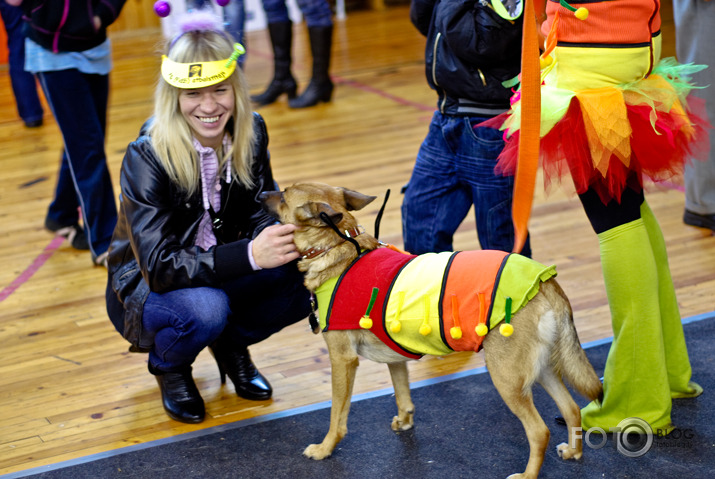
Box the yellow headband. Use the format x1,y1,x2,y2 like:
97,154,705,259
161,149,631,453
161,43,245,89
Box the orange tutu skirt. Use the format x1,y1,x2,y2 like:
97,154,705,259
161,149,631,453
487,59,711,204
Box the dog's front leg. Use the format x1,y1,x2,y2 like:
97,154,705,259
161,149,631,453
304,332,359,460
387,361,414,431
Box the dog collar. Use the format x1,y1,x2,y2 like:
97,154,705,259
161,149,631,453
300,226,363,259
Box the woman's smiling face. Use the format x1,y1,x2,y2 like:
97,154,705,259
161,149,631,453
179,80,234,149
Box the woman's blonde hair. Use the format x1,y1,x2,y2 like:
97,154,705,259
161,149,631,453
150,29,255,195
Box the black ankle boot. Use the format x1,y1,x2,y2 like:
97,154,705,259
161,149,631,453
289,25,333,109
150,364,205,424
252,75,297,106
288,78,333,108
210,344,272,400
251,21,297,106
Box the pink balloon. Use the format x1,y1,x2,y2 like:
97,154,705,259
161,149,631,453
154,1,171,17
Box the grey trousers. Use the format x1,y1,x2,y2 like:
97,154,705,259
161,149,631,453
674,0,715,215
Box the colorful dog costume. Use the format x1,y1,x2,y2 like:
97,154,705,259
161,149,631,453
314,248,557,358
490,0,706,433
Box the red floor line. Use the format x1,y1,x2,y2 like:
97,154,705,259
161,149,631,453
334,76,435,112
0,235,65,303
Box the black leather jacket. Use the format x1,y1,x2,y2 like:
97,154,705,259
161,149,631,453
411,0,524,116
106,112,277,351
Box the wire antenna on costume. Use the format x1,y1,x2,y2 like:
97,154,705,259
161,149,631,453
373,189,390,240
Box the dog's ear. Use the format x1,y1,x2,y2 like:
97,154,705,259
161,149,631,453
340,188,377,211
296,201,344,226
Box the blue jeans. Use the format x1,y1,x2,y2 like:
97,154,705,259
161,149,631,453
142,262,311,372
262,0,333,27
401,111,531,257
38,69,118,257
0,3,43,124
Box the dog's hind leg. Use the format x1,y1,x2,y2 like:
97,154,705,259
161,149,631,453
388,361,414,431
492,383,549,478
304,332,360,460
485,343,549,478
492,378,549,478
538,368,583,460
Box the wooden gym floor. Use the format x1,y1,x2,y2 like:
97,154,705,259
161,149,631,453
0,3,713,476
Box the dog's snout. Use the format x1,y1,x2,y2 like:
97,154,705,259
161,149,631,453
259,190,282,218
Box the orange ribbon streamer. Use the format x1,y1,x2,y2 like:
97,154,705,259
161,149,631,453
512,0,543,253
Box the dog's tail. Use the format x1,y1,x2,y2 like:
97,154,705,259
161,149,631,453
549,282,604,402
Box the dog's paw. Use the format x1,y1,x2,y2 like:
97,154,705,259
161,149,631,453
556,442,582,461
303,443,333,460
391,414,414,431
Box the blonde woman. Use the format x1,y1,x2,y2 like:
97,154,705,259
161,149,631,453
106,12,310,423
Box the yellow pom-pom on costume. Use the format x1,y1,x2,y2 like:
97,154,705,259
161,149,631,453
390,320,402,333
419,323,432,336
359,287,379,330
540,55,553,69
359,316,373,329
500,323,514,337
476,323,488,337
559,0,588,21
449,295,462,340
575,7,589,20
500,297,514,337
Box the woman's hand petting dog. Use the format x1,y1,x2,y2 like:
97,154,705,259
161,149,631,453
252,224,301,268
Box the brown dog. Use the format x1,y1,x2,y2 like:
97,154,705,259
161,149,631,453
260,182,602,479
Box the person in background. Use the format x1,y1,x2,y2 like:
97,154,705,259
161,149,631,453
401,0,531,257
9,0,125,265
251,0,333,108
0,1,43,128
188,0,246,68
105,11,311,424
674,0,715,232
495,0,706,433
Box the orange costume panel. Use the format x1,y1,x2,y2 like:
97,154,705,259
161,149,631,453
542,0,661,45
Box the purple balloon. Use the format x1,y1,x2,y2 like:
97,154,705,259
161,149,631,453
216,0,230,6
154,0,171,17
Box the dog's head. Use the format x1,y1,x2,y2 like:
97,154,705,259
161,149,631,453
260,182,377,228
260,182,381,287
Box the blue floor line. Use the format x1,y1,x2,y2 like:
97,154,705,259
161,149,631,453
5,310,713,479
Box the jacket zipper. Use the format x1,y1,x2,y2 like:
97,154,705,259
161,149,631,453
54,0,71,53
432,33,447,113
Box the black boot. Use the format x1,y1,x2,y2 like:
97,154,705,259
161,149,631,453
251,21,297,105
150,364,205,424
210,343,272,401
289,25,334,108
